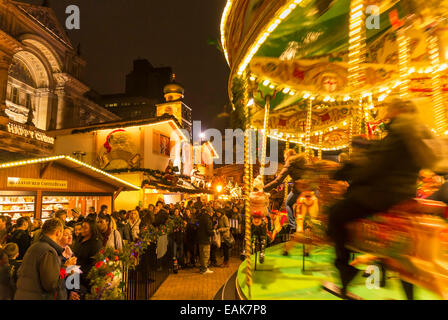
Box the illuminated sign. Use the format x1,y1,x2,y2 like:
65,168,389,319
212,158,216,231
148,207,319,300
7,123,55,145
7,177,67,189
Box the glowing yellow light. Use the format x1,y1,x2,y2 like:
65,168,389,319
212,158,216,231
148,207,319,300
247,98,254,107
263,80,270,86
282,87,290,94
303,93,311,99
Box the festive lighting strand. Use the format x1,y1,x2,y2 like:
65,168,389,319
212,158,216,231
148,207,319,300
349,117,354,158
347,0,366,90
428,33,447,134
318,134,323,160
0,155,140,190
260,95,271,180
237,0,302,76
397,31,410,98
284,140,290,204
220,0,233,65
305,99,313,157
242,73,252,298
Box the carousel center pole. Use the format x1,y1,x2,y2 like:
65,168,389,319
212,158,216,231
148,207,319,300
284,140,290,204
243,73,252,298
427,28,448,134
260,95,271,181
304,99,313,159
348,0,366,152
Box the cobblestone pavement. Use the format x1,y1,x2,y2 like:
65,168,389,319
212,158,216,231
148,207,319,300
151,257,241,300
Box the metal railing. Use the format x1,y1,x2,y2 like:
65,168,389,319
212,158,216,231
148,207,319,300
123,236,173,300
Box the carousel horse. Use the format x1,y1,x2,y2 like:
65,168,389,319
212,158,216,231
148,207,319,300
240,211,268,264
268,209,288,241
284,191,319,256
240,176,270,263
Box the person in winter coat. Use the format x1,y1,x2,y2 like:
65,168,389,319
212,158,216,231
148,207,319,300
327,98,437,297
197,208,214,274
216,209,231,267
98,214,123,251
0,216,7,247
9,217,31,260
183,208,198,267
128,210,141,241
0,249,14,300
264,149,309,233
72,220,102,297
14,219,66,300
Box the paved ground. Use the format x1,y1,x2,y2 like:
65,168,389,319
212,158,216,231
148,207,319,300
151,257,241,300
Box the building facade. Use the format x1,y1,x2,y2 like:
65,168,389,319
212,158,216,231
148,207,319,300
0,1,119,159
49,115,213,210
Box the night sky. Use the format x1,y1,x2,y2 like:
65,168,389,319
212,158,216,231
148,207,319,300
20,0,230,130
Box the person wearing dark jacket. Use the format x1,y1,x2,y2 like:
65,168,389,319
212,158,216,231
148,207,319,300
0,249,14,300
264,149,308,233
327,99,437,298
153,207,169,227
9,217,31,260
184,209,198,267
72,220,102,297
197,209,214,274
14,219,66,300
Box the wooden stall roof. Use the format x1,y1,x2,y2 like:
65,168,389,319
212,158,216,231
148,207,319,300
46,114,184,137
0,155,140,191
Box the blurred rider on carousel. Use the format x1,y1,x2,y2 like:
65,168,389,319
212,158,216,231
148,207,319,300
327,98,437,297
263,149,309,239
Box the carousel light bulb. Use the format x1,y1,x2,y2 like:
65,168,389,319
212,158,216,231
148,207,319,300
282,87,290,94
408,67,415,74
343,96,351,101
378,94,387,102
269,84,275,89
247,98,254,107
250,76,256,81
289,91,295,96
303,93,311,99
263,80,270,86
324,96,331,102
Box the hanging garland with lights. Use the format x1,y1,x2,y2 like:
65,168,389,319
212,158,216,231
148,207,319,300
86,215,186,300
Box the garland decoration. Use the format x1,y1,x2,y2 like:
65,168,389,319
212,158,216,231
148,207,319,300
86,215,186,300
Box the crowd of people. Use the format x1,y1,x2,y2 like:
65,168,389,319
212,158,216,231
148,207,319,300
0,198,246,300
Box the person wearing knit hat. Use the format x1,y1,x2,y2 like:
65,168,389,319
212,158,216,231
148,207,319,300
3,243,18,260
67,207,85,229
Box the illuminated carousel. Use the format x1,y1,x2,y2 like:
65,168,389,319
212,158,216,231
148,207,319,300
219,0,448,300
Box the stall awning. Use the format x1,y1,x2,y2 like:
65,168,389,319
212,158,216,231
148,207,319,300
0,155,140,191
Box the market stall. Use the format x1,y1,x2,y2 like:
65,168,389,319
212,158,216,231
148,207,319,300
0,155,140,222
